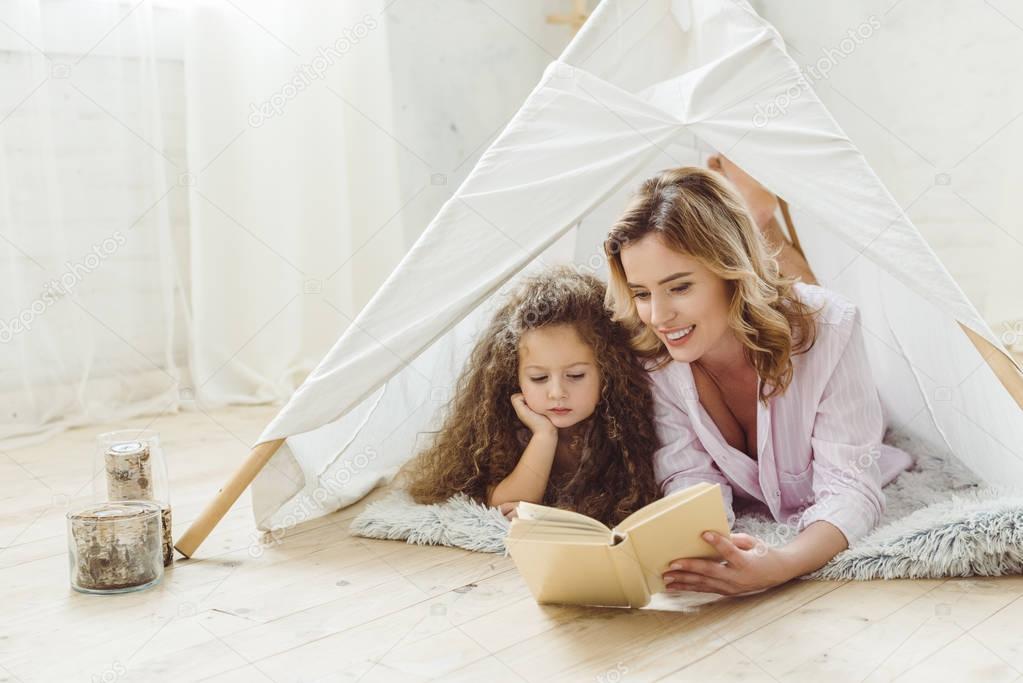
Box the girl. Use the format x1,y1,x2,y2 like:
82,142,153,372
604,157,914,596
398,266,659,527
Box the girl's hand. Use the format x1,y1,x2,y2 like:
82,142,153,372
498,501,520,520
661,532,795,597
510,393,557,436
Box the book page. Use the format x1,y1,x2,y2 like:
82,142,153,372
614,481,714,532
507,519,612,545
515,501,611,535
618,484,732,594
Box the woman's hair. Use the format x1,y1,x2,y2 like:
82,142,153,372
604,166,818,402
397,266,659,527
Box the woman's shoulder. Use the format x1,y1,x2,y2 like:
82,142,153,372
790,282,863,366
643,357,693,403
642,355,686,379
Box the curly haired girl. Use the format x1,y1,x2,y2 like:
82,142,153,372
397,266,659,527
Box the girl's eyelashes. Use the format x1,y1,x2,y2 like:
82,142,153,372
528,373,586,382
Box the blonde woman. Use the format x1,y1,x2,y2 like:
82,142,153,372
604,156,913,596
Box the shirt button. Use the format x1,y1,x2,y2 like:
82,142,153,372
774,491,781,498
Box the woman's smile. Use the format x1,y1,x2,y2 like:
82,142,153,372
661,324,696,346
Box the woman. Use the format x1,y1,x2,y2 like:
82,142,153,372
604,156,913,596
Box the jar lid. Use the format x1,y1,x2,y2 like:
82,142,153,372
107,441,147,456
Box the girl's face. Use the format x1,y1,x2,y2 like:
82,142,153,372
620,233,733,364
517,323,601,430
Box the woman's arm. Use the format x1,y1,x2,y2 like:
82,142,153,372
660,520,847,596
649,366,737,524
777,520,848,575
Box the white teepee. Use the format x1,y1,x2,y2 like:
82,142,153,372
174,0,1023,553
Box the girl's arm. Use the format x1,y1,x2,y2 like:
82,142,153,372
487,430,558,507
488,393,559,508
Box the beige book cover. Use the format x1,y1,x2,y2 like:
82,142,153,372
503,482,731,608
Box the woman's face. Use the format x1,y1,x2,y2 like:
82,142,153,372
517,324,601,430
619,233,732,364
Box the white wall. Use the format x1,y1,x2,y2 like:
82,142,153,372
385,0,587,252
0,2,191,429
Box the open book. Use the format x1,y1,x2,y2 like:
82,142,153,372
504,482,731,608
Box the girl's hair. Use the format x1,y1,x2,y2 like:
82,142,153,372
398,266,659,527
604,166,818,402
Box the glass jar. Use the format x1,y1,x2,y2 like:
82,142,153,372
67,501,163,594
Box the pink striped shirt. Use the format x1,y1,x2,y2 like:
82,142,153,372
648,282,913,545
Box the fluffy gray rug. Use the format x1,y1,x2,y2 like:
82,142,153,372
350,434,1023,580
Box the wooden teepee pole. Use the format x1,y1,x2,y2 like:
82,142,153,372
959,325,1023,410
174,437,286,558
778,198,805,258
546,0,590,35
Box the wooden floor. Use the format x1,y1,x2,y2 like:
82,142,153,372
2,406,1022,683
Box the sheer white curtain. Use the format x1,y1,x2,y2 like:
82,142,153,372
0,0,405,446
0,0,185,447
184,0,406,405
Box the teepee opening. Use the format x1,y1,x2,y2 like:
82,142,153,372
174,0,1023,558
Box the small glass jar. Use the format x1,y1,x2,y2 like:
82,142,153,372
95,429,169,504
67,501,164,594
94,429,173,566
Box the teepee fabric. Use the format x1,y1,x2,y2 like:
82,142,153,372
250,0,1023,532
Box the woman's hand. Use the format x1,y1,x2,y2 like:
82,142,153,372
661,531,796,597
510,393,557,436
